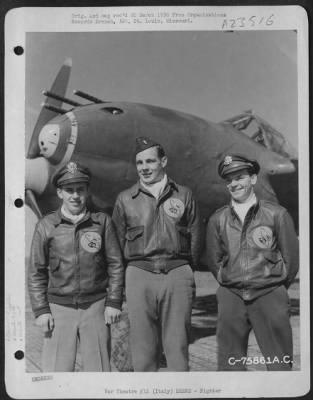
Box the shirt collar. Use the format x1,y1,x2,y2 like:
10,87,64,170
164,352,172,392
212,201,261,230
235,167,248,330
231,192,257,210
140,174,168,198
230,197,260,219
61,206,86,222
131,176,178,198
53,208,99,225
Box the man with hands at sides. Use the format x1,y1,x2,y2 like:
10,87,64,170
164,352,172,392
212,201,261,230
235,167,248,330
28,161,124,372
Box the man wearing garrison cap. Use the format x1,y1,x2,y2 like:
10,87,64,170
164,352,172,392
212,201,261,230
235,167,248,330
28,161,124,372
113,137,201,371
206,154,299,371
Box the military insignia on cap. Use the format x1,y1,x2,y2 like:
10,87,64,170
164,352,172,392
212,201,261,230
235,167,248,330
80,232,102,253
67,161,78,175
135,136,160,155
252,226,273,249
163,198,185,219
224,156,232,166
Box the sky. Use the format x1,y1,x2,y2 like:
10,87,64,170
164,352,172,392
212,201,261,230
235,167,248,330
25,30,298,152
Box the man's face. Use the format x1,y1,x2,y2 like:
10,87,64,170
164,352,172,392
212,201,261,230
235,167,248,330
136,146,167,185
225,169,257,203
57,182,89,215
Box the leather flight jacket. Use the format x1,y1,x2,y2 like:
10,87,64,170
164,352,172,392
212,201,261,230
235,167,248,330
206,200,299,301
112,178,201,273
28,209,124,318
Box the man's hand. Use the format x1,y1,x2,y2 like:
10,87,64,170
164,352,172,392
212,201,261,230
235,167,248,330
104,306,121,325
35,313,55,334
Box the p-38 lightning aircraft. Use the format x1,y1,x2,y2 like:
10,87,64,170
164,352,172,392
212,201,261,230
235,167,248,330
25,59,298,241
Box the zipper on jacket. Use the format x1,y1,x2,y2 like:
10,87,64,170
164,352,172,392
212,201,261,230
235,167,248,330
240,209,254,288
157,186,173,255
155,198,161,251
73,224,80,305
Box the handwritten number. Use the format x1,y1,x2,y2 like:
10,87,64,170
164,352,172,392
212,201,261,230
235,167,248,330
248,16,256,26
222,14,274,29
266,14,274,25
238,17,245,27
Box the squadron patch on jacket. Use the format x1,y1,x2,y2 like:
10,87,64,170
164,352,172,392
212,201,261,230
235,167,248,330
252,226,273,249
163,198,185,219
80,232,102,253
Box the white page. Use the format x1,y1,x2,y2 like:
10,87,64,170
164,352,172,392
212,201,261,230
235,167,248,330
5,5,309,398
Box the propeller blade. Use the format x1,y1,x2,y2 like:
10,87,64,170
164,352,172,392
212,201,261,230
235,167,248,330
25,190,42,219
27,58,72,159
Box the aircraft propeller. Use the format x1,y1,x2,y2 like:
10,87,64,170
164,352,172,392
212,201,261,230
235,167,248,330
27,58,72,159
25,58,73,218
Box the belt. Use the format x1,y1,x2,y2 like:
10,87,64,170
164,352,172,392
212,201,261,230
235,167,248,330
128,259,189,274
151,266,169,274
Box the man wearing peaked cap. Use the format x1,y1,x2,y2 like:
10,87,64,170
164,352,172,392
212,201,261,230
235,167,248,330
113,136,201,371
217,154,260,179
52,161,91,187
206,153,299,371
28,160,124,372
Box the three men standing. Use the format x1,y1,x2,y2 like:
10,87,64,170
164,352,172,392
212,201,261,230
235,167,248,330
113,137,201,371
29,148,299,373
206,154,299,371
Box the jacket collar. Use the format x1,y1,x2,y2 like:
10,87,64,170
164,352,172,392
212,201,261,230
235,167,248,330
52,208,100,226
131,177,179,198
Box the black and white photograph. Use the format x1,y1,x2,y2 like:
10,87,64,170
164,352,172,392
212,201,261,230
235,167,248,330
4,5,309,399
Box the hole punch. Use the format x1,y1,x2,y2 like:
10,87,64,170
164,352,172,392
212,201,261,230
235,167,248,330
14,46,24,56
14,350,24,360
14,198,24,208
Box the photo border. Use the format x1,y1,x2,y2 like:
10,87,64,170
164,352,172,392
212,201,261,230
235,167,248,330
3,2,311,399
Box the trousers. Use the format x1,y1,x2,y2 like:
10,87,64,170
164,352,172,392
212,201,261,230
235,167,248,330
216,285,293,371
125,264,195,371
42,298,111,372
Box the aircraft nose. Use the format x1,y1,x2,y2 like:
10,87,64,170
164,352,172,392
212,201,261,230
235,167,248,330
38,124,60,158
259,152,296,175
26,157,51,195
